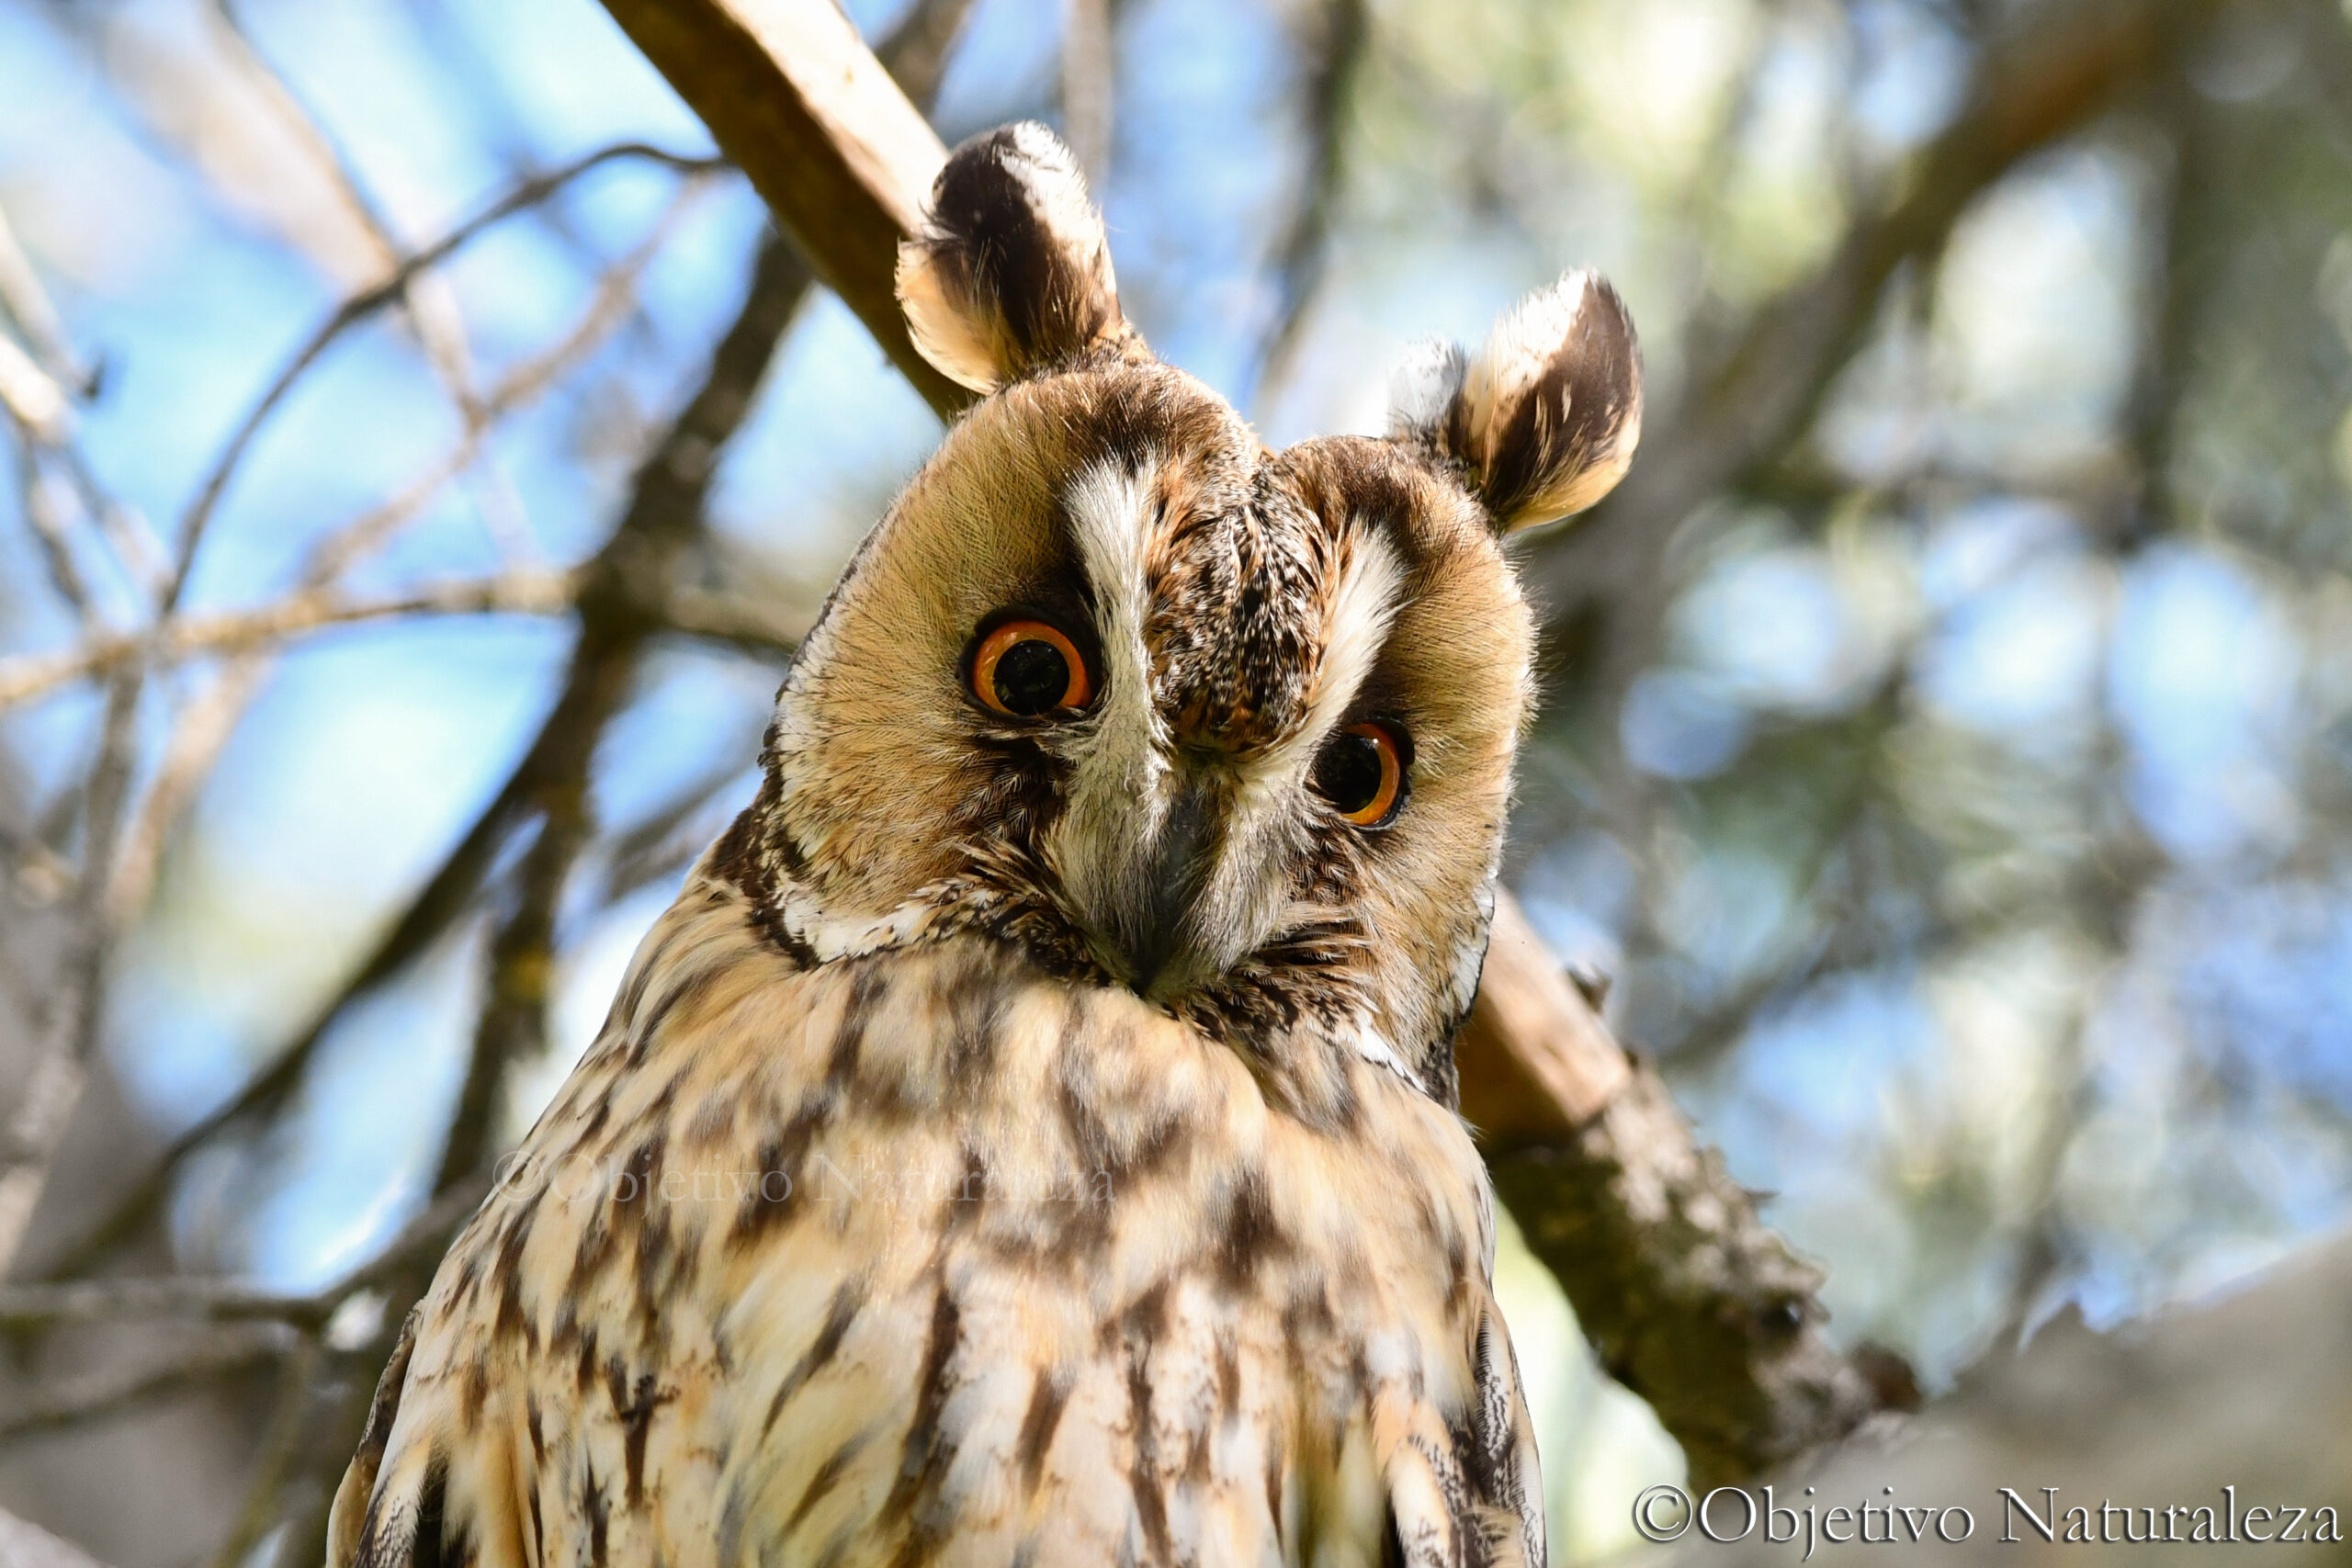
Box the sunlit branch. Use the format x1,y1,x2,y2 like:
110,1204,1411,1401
0,204,93,394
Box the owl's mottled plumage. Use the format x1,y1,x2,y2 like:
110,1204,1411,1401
330,122,1641,1568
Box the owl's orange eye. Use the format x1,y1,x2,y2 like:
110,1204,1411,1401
969,619,1092,716
1315,723,1408,828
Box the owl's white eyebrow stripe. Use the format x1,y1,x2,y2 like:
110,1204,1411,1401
1225,523,1403,837
1063,457,1159,731
1265,524,1406,780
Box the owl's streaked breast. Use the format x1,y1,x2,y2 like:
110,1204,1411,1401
334,863,1541,1568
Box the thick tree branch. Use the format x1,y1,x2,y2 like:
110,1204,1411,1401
597,0,967,416
1462,904,1878,1489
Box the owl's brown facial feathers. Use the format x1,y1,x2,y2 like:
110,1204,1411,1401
740,123,1640,1107
750,371,1521,1106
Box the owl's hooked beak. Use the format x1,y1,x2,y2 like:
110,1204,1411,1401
1122,773,1218,1000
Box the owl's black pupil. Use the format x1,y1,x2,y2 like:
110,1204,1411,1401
1317,732,1385,814
992,637,1071,715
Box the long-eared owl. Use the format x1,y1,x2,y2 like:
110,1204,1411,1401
328,121,1641,1568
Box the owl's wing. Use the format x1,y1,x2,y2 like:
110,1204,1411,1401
327,869,1546,1568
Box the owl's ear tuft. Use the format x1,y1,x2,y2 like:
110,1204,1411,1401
1390,270,1643,534
896,123,1127,393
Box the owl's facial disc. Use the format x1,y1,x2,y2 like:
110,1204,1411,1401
748,397,1545,1097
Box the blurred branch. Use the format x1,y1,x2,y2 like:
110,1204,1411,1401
0,1506,113,1568
0,664,141,1280
206,0,499,501
0,338,69,446
1528,0,2221,723
103,174,707,924
429,232,816,1195
0,1178,484,1332
2120,69,2207,544
199,1337,321,1568
164,139,722,611
0,1276,327,1334
652,584,810,655
0,205,92,394
597,759,759,906
2,197,167,613
1060,0,1114,186
0,1333,286,1448
0,570,579,710
593,0,1894,1485
1250,0,1368,407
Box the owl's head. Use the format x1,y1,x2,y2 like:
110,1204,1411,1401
731,124,1639,1108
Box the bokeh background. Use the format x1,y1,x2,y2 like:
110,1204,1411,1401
2,0,2349,1562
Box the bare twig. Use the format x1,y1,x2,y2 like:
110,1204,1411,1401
164,140,721,611
0,571,579,711
0,668,141,1279
0,204,91,393
1250,0,1368,408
